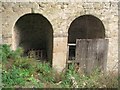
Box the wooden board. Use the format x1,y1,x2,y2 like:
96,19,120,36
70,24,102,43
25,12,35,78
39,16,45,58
75,39,109,74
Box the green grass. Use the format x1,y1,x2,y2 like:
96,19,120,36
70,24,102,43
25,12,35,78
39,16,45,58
1,44,118,88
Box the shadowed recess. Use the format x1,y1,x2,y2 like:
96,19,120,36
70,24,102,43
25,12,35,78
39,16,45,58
68,15,105,43
14,13,53,61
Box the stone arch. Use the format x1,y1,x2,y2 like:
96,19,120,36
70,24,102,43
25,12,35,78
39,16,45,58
68,14,105,43
67,14,105,60
13,13,53,61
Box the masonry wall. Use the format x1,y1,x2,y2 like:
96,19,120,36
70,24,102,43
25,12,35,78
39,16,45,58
1,2,118,72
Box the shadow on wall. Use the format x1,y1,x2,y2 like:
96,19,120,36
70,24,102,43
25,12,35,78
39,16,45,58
14,13,53,62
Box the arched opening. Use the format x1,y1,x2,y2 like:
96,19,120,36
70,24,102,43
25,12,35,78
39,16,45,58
68,15,105,60
68,15,105,43
14,13,53,62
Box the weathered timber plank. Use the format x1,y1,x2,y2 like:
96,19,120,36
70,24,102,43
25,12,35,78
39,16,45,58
75,39,109,74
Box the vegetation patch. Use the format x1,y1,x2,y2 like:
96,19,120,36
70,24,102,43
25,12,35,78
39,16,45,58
1,44,118,88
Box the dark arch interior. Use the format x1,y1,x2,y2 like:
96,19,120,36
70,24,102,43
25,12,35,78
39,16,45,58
14,13,53,61
68,15,105,60
68,15,105,43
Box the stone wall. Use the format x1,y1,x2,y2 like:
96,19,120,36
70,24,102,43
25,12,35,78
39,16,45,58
1,1,118,72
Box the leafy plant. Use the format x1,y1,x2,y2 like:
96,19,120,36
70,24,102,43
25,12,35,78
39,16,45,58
0,44,12,63
2,66,29,87
14,57,35,75
10,47,24,59
26,75,44,88
36,62,56,83
0,44,23,63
